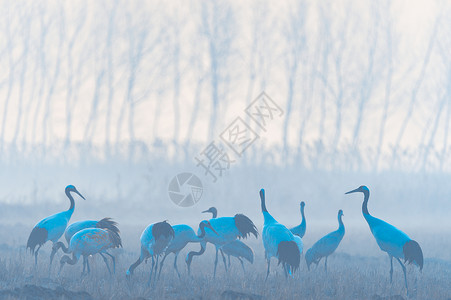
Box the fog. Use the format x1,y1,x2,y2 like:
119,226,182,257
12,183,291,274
0,0,450,292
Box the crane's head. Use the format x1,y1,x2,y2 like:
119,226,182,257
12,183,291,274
199,220,218,235
345,185,369,195
65,185,86,200
338,209,344,217
300,201,305,208
201,207,217,217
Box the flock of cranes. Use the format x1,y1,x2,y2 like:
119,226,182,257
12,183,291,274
26,185,423,295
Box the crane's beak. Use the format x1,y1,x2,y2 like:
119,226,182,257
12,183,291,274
201,209,209,214
207,223,218,235
345,188,360,195
74,189,86,200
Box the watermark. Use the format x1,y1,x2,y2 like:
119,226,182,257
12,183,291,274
195,92,283,183
168,92,283,207
167,172,203,207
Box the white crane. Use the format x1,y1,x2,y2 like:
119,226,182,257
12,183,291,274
185,211,258,277
59,225,122,275
202,207,254,273
157,221,217,279
126,221,175,284
290,201,306,238
260,189,302,279
50,218,118,265
27,185,85,270
345,185,423,295
305,209,345,272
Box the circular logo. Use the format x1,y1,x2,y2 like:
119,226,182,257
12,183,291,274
168,172,203,207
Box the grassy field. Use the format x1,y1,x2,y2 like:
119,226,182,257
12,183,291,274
0,225,450,300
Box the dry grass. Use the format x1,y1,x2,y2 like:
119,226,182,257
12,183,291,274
0,234,450,300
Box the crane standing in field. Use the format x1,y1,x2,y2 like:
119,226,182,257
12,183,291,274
126,221,175,284
260,189,302,279
27,185,85,270
305,209,345,272
185,210,258,277
157,221,217,279
202,207,255,273
50,218,119,266
345,185,423,294
59,225,122,275
290,201,306,238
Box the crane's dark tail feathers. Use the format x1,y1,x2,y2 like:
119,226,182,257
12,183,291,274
234,214,258,239
277,240,300,274
97,218,122,248
403,240,423,271
26,227,48,254
152,221,175,240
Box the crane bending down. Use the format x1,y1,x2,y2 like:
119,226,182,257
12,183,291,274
290,201,306,238
186,211,258,277
345,186,423,294
51,218,119,266
157,221,217,279
305,209,345,272
202,207,255,273
27,185,85,271
260,189,302,279
220,240,254,273
126,221,175,284
59,226,122,275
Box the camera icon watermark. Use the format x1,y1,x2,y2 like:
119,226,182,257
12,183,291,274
167,172,203,207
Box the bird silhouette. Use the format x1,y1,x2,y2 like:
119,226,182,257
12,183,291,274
59,225,122,275
186,209,258,277
202,207,254,273
126,220,175,284
305,209,345,272
27,185,85,271
345,185,423,295
51,218,119,265
157,221,217,279
260,189,302,279
290,201,306,238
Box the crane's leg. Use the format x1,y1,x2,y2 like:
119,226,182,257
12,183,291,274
82,256,87,276
396,258,408,296
220,249,228,272
154,256,160,284
100,253,112,275
158,252,169,279
104,251,116,274
173,252,181,279
34,244,42,266
49,242,58,274
324,256,328,273
228,255,231,268
214,248,219,278
389,255,393,283
265,259,271,281
147,256,156,286
86,256,91,274
238,257,245,274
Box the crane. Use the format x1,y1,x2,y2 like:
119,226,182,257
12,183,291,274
260,189,302,279
27,185,85,270
50,218,119,265
185,211,258,277
345,185,423,294
305,209,345,272
220,239,254,273
126,220,175,284
290,201,306,238
157,221,217,279
202,207,254,273
59,225,122,275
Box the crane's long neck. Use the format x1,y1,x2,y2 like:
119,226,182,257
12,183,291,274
300,205,306,227
65,190,75,212
338,215,344,231
261,194,276,225
197,223,207,239
362,190,370,216
211,210,217,219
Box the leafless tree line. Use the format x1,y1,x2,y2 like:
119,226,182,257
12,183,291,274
0,0,449,171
